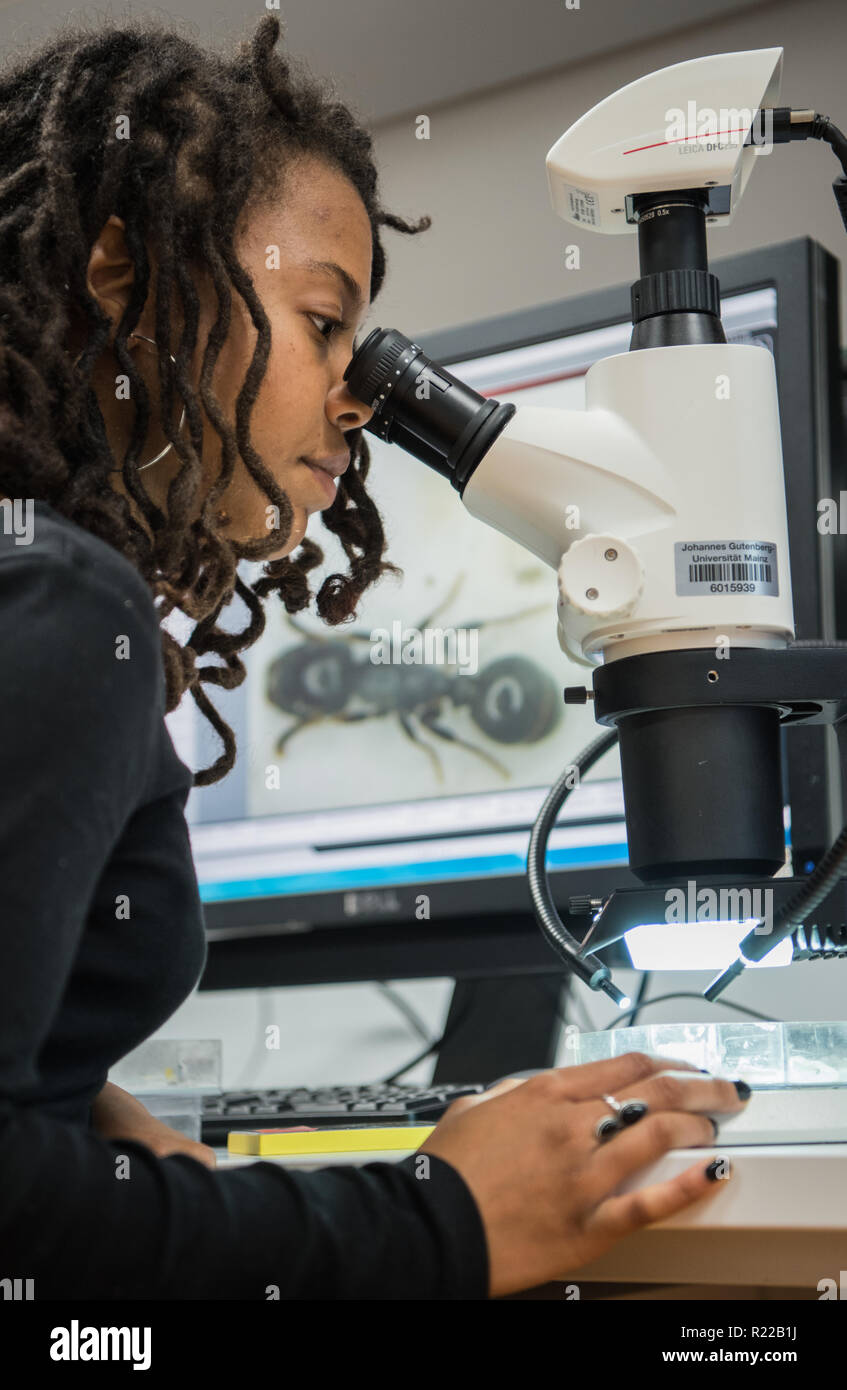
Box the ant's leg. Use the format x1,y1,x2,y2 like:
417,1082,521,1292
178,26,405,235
331,708,447,786
397,712,445,783
283,612,371,644
416,571,467,629
418,583,549,674
283,613,323,641
461,601,550,634
275,715,323,755
418,708,511,779
276,708,374,754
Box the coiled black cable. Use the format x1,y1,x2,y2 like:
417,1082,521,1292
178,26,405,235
526,727,629,1006
706,639,847,997
797,113,847,231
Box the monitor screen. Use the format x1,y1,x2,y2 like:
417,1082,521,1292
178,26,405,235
171,287,779,920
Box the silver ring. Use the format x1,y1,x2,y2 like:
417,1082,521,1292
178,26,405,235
595,1094,623,1142
594,1093,651,1142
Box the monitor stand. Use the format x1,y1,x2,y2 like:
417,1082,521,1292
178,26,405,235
431,972,569,1085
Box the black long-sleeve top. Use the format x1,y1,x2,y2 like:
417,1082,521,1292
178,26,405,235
0,499,489,1299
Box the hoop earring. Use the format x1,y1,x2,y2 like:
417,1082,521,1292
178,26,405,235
71,331,187,472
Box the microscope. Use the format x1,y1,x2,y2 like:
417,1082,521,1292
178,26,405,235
342,49,847,1037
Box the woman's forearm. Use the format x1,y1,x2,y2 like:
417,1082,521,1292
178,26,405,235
89,1078,216,1167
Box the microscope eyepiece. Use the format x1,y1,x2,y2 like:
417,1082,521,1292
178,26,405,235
343,326,516,494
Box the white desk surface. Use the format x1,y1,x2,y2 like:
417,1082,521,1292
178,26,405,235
213,1142,847,1288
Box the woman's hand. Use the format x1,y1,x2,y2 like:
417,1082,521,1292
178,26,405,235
90,1080,218,1169
419,1051,750,1298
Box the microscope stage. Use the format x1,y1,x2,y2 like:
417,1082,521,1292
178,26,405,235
563,1020,847,1141
708,1084,847,1145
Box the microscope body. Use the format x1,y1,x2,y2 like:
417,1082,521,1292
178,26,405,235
461,339,795,667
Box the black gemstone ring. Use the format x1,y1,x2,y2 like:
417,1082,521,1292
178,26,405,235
619,1100,649,1126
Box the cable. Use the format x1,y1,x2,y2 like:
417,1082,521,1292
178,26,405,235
383,973,577,1084
809,114,847,177
527,728,630,1007
804,112,847,231
628,971,652,1028
603,992,780,1030
699,634,847,998
749,108,847,231
378,989,476,1084
529,672,847,1008
706,821,847,1001
230,989,277,1089
744,108,847,231
374,981,435,1047
569,984,600,1036
535,970,599,1034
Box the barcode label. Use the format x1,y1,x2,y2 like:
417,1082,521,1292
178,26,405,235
688,561,772,584
674,541,778,596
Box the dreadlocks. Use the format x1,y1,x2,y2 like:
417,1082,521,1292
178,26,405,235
0,12,430,783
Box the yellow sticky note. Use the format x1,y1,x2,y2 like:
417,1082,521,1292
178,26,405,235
227,1126,435,1156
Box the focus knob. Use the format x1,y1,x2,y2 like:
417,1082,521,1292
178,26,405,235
558,534,644,619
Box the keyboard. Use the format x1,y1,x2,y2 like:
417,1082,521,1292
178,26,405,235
201,1081,486,1146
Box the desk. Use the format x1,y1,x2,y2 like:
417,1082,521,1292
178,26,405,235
214,1141,847,1298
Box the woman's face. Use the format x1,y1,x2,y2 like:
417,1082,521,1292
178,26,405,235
79,154,376,557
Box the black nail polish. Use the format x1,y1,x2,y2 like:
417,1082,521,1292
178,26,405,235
705,1157,730,1181
734,1080,751,1100
709,1116,719,1139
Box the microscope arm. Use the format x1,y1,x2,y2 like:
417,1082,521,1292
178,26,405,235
461,342,795,667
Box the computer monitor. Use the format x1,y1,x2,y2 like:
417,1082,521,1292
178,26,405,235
183,236,844,1077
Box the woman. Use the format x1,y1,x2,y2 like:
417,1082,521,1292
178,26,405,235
0,13,750,1299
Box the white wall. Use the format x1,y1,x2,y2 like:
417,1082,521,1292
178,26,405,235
369,0,847,339
151,0,847,1092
